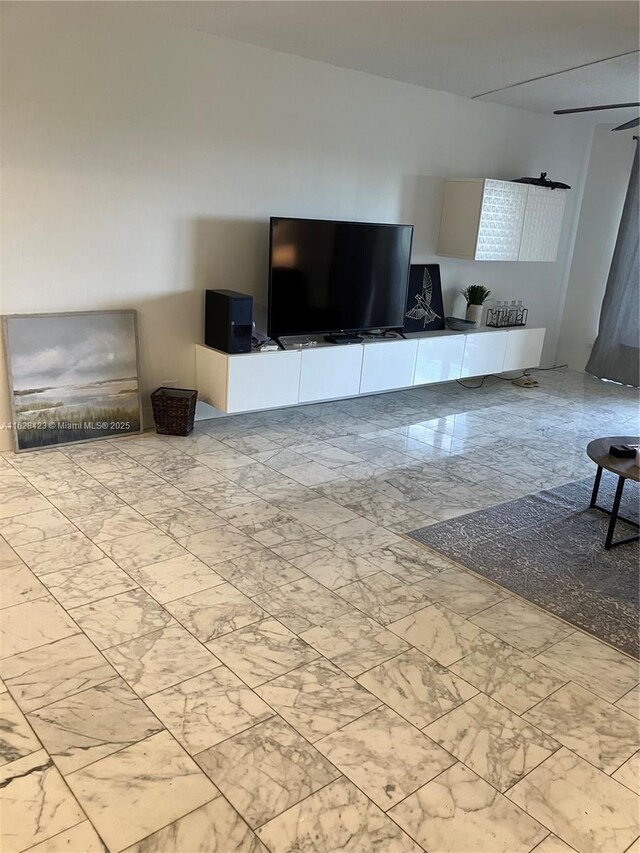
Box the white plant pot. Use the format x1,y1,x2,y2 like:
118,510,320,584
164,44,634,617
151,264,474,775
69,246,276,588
465,303,483,327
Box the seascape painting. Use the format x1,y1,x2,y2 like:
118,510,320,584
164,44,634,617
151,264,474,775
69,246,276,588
3,311,142,451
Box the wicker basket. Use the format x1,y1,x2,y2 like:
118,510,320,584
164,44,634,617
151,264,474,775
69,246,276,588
150,387,198,436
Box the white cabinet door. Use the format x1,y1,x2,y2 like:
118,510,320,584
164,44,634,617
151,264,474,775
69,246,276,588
299,345,363,403
475,179,527,261
413,335,465,386
518,187,567,262
503,328,545,371
226,351,301,413
360,340,418,394
460,331,508,378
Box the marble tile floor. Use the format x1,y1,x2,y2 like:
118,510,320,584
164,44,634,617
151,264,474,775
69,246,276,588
0,369,639,852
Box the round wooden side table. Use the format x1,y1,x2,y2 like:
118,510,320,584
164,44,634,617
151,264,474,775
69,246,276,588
586,436,639,549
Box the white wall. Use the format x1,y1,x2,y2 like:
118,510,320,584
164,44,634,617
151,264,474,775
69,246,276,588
1,3,591,448
556,124,635,371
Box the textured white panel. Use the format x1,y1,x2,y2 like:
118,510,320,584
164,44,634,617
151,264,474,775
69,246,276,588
519,187,567,262
475,179,527,261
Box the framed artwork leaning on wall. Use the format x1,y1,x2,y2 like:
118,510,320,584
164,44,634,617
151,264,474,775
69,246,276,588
404,264,446,333
2,310,143,452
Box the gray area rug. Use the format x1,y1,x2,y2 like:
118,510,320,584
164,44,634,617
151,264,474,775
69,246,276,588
408,474,639,658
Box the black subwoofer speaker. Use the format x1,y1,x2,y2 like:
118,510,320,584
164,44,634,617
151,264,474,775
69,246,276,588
205,289,253,354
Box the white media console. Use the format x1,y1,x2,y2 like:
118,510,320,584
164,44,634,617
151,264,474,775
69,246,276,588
195,326,545,414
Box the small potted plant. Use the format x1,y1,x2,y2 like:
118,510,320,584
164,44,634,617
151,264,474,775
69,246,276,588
462,285,491,327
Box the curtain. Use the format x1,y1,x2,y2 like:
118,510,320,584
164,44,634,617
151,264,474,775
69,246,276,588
586,138,639,387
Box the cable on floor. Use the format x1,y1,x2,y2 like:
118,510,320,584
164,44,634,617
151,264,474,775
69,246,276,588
455,363,569,390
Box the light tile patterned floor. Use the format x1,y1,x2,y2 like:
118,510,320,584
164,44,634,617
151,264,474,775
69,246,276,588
0,369,639,853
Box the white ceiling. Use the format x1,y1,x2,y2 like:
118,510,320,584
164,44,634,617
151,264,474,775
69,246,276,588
129,1,639,124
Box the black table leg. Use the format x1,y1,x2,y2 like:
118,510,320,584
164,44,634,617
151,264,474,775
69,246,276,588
605,475,625,550
590,466,603,507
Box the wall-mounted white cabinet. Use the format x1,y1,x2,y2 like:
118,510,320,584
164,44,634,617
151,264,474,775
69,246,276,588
195,347,301,414
195,326,545,415
438,178,567,262
360,339,418,394
299,345,363,403
517,186,567,262
413,334,465,385
502,327,546,372
460,330,509,378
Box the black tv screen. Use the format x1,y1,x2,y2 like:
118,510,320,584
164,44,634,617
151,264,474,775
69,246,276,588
268,217,413,338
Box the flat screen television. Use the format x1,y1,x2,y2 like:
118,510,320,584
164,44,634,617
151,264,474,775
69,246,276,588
268,217,413,338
